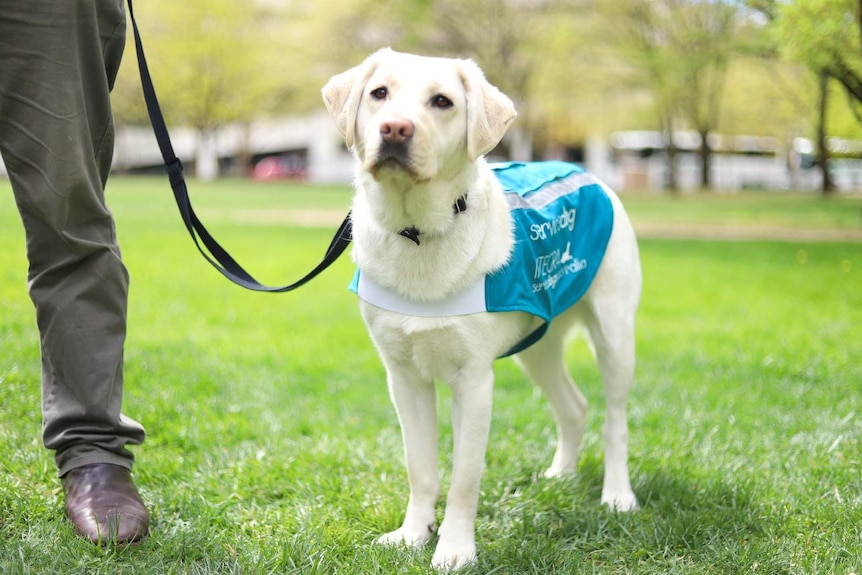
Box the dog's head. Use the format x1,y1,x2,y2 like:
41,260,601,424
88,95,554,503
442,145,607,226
322,48,517,183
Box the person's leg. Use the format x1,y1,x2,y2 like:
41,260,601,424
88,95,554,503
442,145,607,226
0,0,148,543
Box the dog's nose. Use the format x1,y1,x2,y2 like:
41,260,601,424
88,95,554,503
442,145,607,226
380,118,415,144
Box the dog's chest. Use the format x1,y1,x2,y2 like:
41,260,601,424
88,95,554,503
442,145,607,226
353,161,616,356
398,317,474,381
362,308,509,379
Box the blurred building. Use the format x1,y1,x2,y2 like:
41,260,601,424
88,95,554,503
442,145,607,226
1,116,860,192
602,131,862,193
108,113,354,184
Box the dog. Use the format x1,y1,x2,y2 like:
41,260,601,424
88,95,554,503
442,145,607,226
322,48,641,571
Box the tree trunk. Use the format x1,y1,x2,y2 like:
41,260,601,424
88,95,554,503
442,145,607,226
196,128,219,181
235,122,252,177
666,137,678,194
663,116,679,194
699,129,711,191
508,123,533,162
816,73,836,195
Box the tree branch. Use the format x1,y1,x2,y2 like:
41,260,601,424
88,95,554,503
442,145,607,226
828,56,862,106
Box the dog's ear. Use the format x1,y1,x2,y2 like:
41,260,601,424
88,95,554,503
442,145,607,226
459,60,517,160
322,49,390,149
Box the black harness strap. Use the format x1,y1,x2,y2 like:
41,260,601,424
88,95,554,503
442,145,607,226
127,0,352,292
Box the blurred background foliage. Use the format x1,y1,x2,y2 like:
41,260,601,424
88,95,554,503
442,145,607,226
114,0,862,188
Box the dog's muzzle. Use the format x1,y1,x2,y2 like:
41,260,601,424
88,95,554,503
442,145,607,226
371,117,417,175
372,140,415,175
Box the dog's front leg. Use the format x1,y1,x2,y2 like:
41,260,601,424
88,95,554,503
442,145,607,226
378,368,440,549
432,367,494,571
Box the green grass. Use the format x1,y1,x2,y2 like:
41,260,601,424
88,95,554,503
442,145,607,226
620,190,862,230
1,177,860,574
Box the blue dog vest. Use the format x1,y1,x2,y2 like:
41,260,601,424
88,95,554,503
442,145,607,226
351,161,615,356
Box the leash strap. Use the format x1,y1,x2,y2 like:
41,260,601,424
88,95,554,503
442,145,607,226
127,0,352,292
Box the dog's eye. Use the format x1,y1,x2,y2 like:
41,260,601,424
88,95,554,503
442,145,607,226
370,87,388,101
431,94,454,110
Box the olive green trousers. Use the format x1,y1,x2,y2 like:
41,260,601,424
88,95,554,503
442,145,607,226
0,0,146,476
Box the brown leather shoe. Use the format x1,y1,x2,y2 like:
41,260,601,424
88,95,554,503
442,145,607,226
61,463,150,545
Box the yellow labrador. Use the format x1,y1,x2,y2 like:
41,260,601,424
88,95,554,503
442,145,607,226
323,48,641,570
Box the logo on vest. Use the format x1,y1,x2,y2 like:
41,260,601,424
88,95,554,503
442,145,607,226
533,241,587,293
529,207,577,241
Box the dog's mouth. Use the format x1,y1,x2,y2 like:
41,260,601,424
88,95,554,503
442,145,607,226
370,142,417,178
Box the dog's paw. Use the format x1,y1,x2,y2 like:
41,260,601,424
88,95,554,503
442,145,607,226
376,524,434,549
430,519,477,571
542,463,576,479
431,539,477,571
601,489,638,512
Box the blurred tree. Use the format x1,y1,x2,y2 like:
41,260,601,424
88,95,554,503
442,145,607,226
601,0,685,191
525,6,643,149
598,0,743,191
777,0,862,110
772,0,862,193
674,1,739,190
113,0,310,179
113,0,862,190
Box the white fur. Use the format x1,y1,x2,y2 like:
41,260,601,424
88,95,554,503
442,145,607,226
323,48,642,571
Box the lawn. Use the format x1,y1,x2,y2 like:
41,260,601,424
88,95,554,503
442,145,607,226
0,177,860,574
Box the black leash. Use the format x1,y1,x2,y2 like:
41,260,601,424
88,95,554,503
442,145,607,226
127,0,352,292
